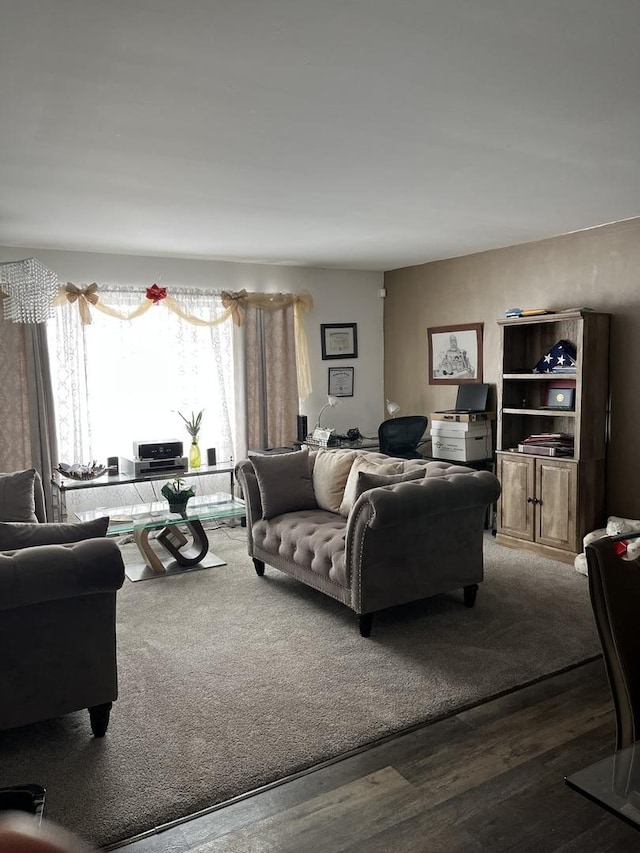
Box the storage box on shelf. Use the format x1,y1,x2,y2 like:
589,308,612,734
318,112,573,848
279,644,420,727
495,311,610,564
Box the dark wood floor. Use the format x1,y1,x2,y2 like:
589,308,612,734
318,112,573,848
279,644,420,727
114,658,639,853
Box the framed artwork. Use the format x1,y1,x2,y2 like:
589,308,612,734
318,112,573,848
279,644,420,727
427,323,483,384
321,323,358,359
328,366,354,397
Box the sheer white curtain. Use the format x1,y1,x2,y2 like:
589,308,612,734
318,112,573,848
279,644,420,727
47,288,235,515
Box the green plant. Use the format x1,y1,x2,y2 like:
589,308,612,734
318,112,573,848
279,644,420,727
178,409,203,439
161,476,195,502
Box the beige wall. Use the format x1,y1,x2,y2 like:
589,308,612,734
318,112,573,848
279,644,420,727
384,218,640,518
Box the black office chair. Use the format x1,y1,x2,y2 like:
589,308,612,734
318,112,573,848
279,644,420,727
378,415,428,459
586,534,640,750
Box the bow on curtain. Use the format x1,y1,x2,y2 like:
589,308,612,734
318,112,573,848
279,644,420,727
220,289,248,326
64,282,99,324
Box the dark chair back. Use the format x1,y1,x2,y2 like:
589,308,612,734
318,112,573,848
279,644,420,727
378,415,428,459
586,535,640,750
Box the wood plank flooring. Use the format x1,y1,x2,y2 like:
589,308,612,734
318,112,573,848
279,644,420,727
114,659,639,852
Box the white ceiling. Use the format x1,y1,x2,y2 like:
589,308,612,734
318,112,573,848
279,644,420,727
2,0,639,272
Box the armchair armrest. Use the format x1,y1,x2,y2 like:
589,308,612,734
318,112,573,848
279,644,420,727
0,538,125,611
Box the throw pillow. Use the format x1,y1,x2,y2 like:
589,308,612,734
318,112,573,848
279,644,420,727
251,448,317,520
353,469,425,504
0,469,38,522
312,449,358,513
0,517,110,551
339,456,405,516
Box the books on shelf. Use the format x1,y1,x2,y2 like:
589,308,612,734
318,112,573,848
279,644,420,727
505,308,553,318
517,444,574,457
516,432,574,457
521,432,573,442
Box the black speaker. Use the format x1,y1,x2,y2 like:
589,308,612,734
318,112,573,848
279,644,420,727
296,415,308,443
207,447,217,466
107,456,119,475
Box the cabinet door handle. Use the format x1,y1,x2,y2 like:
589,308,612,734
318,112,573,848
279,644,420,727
527,497,534,503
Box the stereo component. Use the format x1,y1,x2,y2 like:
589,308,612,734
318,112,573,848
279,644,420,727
132,440,184,461
296,415,308,443
119,456,188,477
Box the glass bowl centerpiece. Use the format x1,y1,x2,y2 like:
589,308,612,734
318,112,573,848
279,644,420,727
56,461,107,481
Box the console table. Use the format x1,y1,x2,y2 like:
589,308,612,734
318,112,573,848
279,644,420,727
51,462,237,522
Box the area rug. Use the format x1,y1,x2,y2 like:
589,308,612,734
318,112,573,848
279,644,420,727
0,529,600,848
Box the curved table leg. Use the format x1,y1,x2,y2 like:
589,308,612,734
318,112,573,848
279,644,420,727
156,519,210,566
133,527,167,574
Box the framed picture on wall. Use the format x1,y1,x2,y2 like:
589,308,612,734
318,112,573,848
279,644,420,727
328,367,354,397
427,323,483,384
321,323,358,359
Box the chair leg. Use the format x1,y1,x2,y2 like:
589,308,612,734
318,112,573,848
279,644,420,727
358,613,373,637
89,702,112,737
463,584,479,607
253,558,265,576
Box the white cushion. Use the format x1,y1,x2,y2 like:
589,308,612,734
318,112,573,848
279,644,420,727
312,449,358,513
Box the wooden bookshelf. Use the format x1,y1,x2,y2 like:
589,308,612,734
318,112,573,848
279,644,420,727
495,311,610,563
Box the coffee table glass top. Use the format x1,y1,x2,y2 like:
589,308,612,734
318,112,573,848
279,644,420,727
76,492,245,535
565,743,640,831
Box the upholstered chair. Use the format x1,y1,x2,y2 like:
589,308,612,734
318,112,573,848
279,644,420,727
0,469,125,736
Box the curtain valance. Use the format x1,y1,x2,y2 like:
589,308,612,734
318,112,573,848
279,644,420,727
49,284,313,399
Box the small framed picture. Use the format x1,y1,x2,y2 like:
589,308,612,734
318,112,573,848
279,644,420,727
545,386,575,408
328,366,354,397
321,323,358,359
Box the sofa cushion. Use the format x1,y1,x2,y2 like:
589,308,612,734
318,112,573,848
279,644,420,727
354,469,425,503
251,448,317,520
0,469,39,522
312,449,358,513
252,508,348,588
339,455,405,516
0,517,110,551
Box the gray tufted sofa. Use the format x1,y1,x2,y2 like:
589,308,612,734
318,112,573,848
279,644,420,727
235,449,501,636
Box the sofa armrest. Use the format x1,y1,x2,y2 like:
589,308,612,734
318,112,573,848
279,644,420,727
344,471,501,614
349,470,501,531
235,461,263,520
0,538,125,611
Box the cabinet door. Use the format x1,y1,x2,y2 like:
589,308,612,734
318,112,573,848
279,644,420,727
497,454,535,541
535,459,578,552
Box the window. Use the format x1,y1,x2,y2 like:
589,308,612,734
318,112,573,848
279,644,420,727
47,288,235,512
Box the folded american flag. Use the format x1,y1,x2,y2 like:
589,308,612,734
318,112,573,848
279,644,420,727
532,339,577,373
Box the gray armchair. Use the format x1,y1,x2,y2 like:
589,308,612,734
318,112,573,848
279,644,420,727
0,469,125,736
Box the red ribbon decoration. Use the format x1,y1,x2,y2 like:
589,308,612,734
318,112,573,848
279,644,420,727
146,283,167,303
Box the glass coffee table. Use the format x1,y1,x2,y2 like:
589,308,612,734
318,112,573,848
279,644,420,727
76,493,246,581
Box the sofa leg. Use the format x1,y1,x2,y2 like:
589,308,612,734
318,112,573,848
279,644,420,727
358,613,373,637
253,558,265,576
463,584,479,608
89,702,112,737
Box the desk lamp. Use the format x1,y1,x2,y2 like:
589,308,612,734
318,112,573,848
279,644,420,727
313,395,339,443
386,399,400,418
